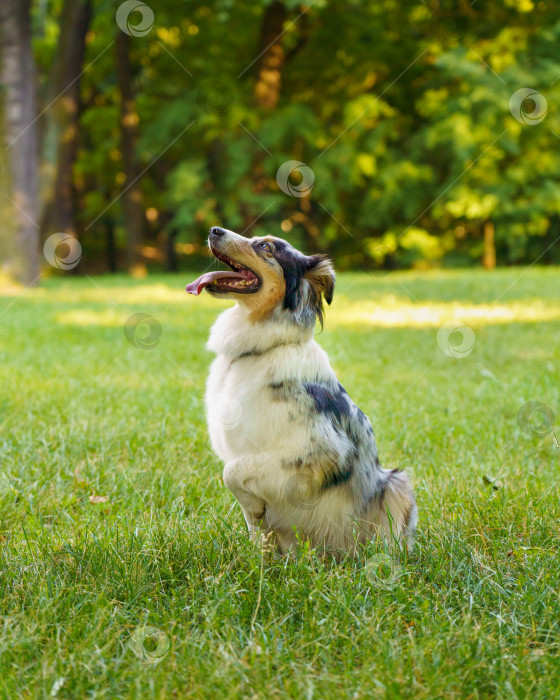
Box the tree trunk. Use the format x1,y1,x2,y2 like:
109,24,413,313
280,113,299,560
115,31,145,272
482,220,496,270
165,230,178,272
41,0,92,241
254,1,286,110
0,0,40,285
106,217,117,273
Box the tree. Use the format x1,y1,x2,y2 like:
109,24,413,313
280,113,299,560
0,0,40,285
23,0,560,274
116,30,146,273
40,0,92,244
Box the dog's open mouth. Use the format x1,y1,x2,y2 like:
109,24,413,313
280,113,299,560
185,247,261,296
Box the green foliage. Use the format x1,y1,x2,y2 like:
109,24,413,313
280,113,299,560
31,0,560,271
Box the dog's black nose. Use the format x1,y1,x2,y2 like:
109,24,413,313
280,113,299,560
209,226,226,237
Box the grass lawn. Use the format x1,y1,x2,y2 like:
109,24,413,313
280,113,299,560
1,267,559,699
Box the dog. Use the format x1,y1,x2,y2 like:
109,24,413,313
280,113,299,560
186,226,417,557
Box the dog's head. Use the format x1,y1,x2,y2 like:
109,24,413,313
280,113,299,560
186,227,335,325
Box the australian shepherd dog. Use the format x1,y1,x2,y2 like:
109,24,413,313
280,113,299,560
186,226,417,557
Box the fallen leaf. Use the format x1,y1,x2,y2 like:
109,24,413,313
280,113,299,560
89,495,109,504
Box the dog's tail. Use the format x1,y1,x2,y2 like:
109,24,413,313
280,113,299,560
380,468,417,549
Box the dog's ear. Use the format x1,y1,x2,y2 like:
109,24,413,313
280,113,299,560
306,255,335,304
305,254,335,325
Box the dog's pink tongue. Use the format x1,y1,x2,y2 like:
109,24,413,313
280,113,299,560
185,270,245,295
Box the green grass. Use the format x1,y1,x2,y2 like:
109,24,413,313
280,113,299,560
1,268,559,699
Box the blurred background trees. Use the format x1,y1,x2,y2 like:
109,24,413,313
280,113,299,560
1,0,559,282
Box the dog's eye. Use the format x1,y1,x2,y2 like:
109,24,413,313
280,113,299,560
259,242,273,253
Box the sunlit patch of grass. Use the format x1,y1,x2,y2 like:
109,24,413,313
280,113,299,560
55,308,128,327
330,297,560,327
0,268,559,698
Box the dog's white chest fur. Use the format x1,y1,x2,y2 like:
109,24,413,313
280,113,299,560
206,310,330,462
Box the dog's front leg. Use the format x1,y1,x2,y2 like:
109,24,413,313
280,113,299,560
223,458,266,542
222,453,283,544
